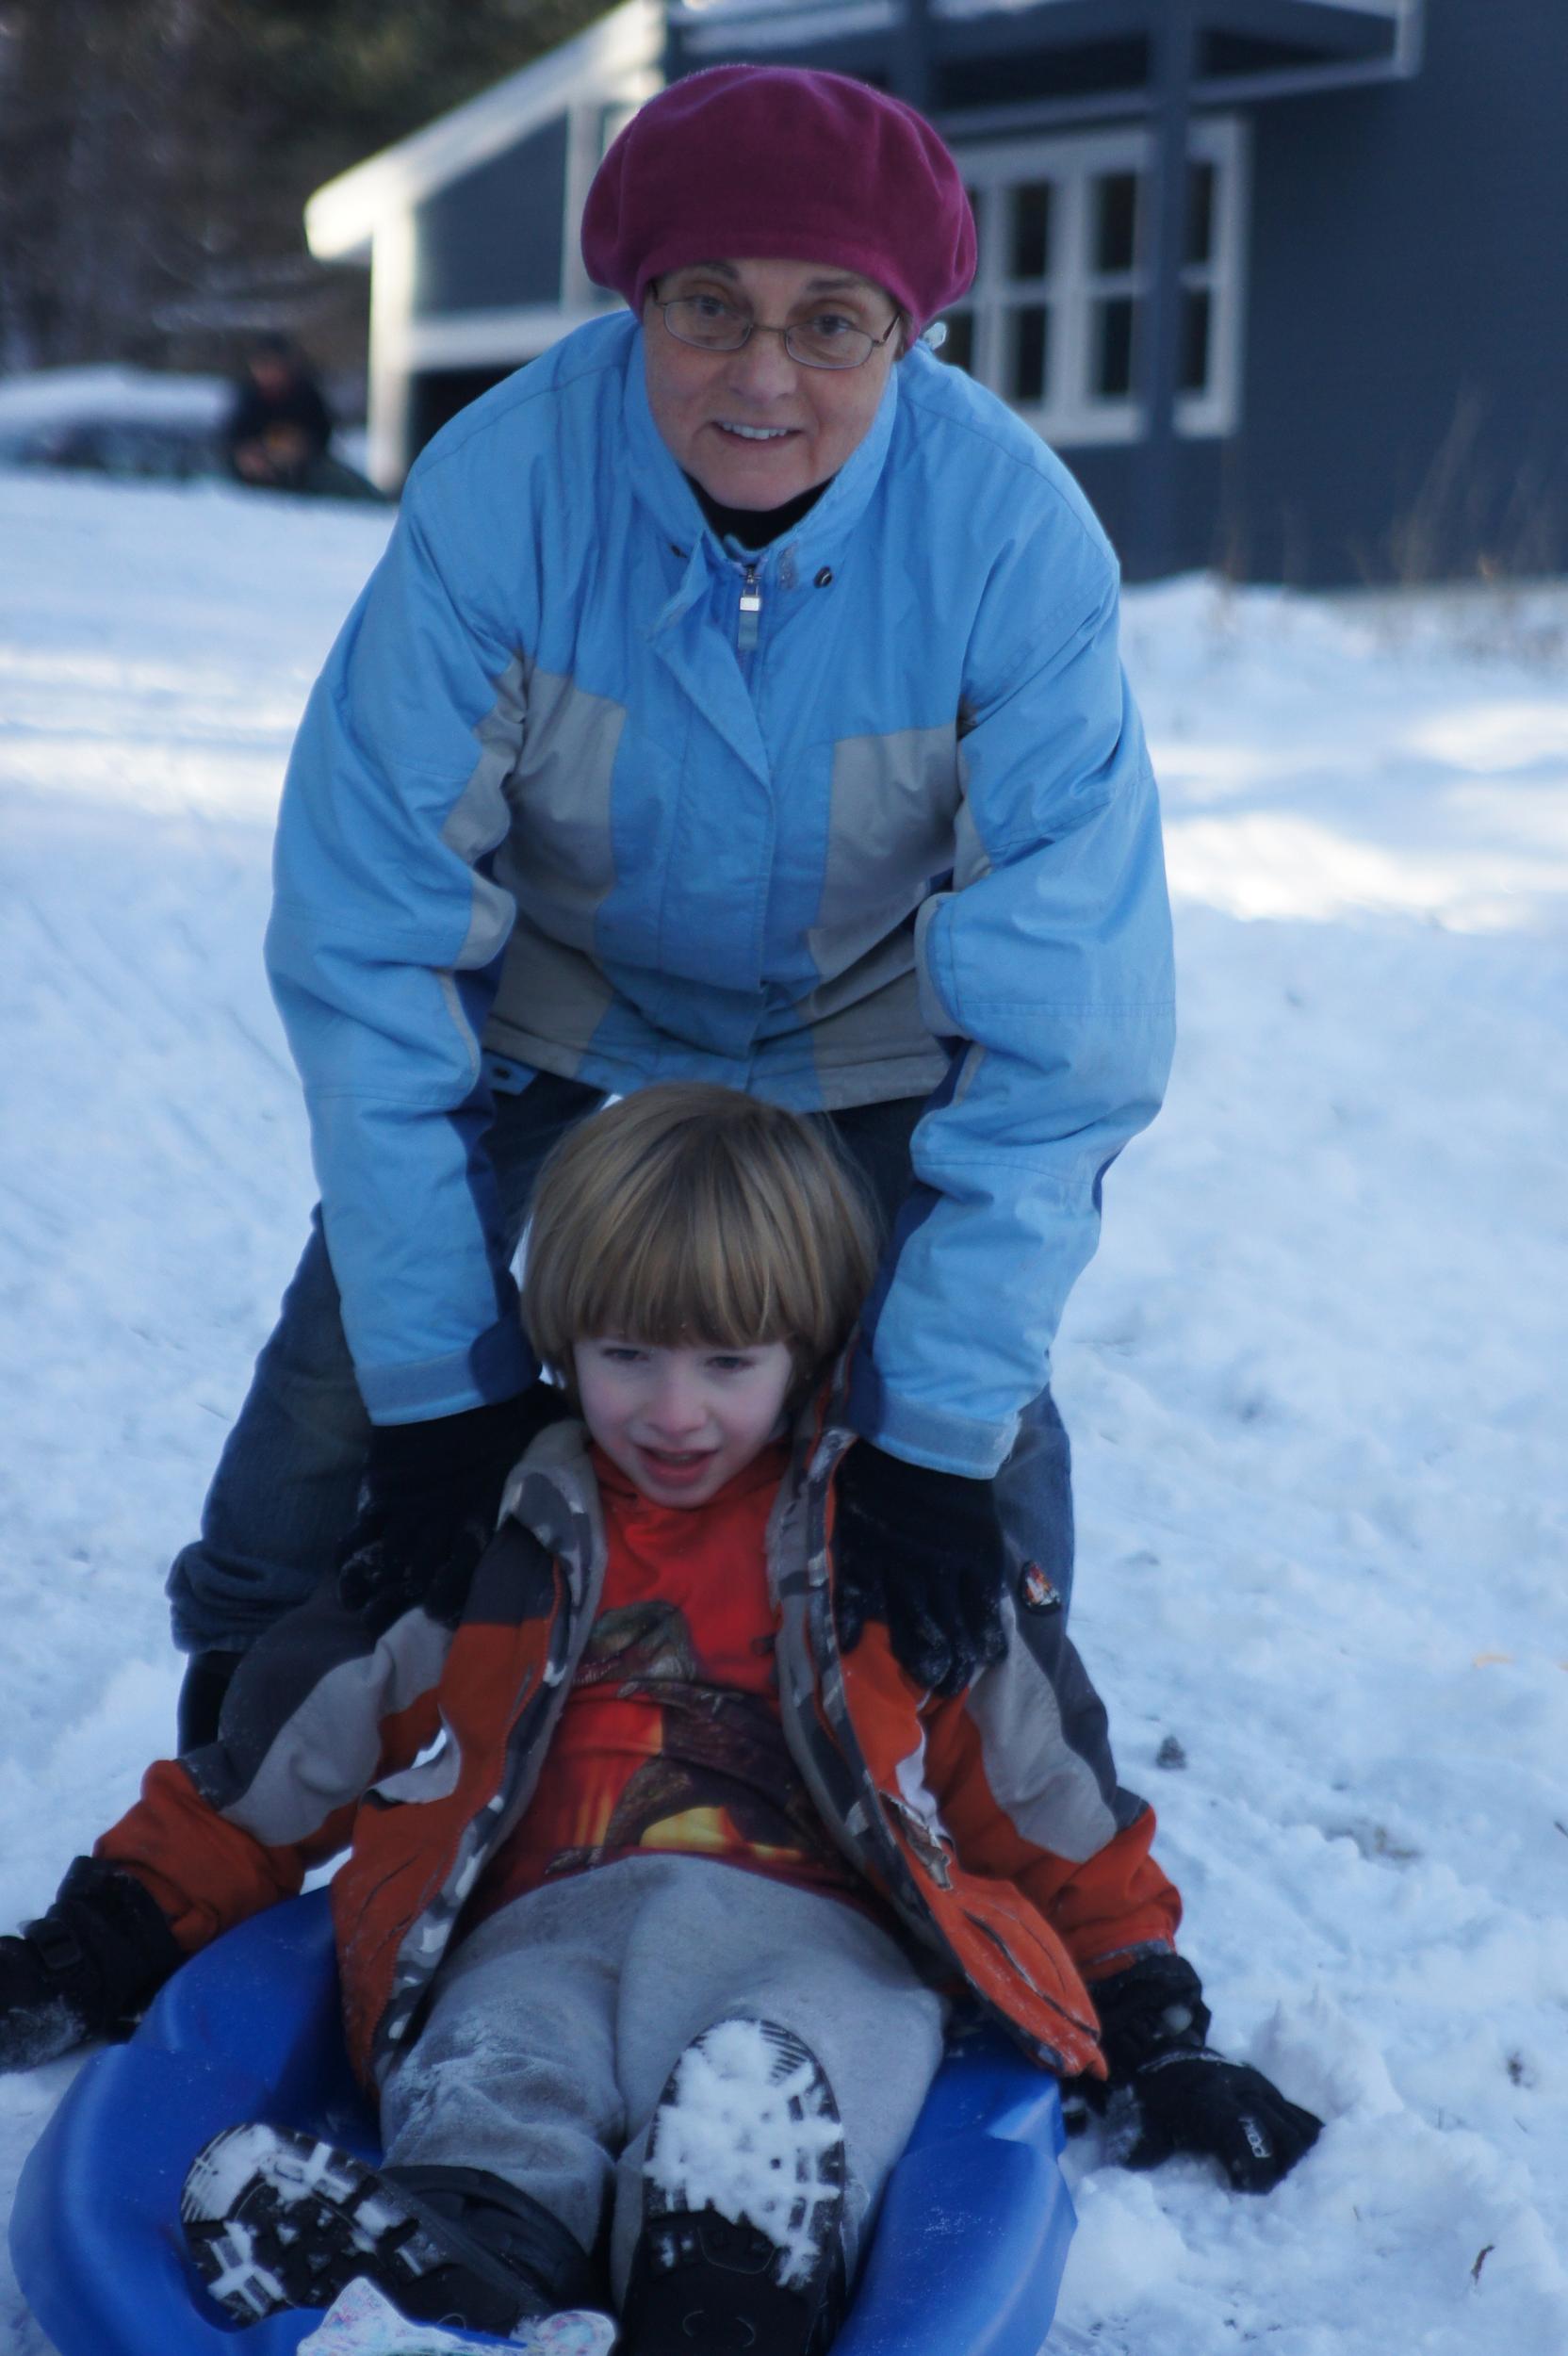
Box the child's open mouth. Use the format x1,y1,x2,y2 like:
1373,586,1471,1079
636,1446,714,1487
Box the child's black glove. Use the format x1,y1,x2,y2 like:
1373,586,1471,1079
831,1442,1008,1694
338,1385,571,1633
1087,1952,1321,2194
0,1857,182,2071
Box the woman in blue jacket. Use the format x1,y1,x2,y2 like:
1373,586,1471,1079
167,63,1176,1749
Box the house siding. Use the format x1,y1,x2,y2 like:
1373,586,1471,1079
1228,0,1568,583
1059,439,1229,578
413,114,571,319
918,0,1568,582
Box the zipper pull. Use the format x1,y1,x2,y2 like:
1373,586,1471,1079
738,563,762,655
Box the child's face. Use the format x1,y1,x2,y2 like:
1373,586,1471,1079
573,1336,796,1507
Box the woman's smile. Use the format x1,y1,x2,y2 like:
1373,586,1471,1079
643,256,903,510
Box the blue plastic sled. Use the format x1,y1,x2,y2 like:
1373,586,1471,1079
10,1890,1075,2356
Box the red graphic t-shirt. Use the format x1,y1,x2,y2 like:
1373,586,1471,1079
470,1442,873,1926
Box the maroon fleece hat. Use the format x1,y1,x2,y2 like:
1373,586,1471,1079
580,65,976,332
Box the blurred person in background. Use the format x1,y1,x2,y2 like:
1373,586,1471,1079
225,331,335,492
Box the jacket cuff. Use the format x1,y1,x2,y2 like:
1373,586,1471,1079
846,1353,1016,1479
359,1317,534,1427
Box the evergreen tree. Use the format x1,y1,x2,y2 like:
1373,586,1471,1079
0,0,611,375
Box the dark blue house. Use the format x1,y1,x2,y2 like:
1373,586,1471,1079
306,0,1568,584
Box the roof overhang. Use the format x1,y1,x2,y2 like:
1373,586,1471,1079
308,0,1423,269
932,0,1417,67
305,0,662,262
671,0,1423,101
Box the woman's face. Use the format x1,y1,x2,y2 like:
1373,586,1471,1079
642,256,906,511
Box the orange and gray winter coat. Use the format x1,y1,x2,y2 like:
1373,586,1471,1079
100,1415,1180,2088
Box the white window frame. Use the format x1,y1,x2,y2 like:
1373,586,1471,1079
560,86,661,311
948,115,1250,446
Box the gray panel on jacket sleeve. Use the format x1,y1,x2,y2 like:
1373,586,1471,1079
484,919,615,1074
913,894,955,1039
443,653,531,970
494,664,626,952
952,740,991,891
797,963,953,1106
223,1611,452,1850
808,726,962,983
962,1597,1120,1865
911,743,990,1039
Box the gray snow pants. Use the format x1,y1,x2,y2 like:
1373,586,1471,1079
377,1855,948,2301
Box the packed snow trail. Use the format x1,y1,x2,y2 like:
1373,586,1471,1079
2,473,1565,2355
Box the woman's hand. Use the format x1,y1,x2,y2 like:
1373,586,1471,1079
337,1386,571,1631
830,1442,1009,1694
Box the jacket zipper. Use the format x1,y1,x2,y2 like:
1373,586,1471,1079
737,562,762,656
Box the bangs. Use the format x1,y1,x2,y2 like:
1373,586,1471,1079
521,1085,878,1379
567,1168,802,1350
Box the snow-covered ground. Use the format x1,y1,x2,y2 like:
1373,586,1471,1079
1,470,1565,2355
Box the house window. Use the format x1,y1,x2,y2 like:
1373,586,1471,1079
943,119,1248,444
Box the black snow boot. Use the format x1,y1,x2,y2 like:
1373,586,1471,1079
181,2123,594,2334
623,2019,848,2356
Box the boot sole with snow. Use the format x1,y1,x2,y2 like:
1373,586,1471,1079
180,2120,541,2335
628,2019,846,2356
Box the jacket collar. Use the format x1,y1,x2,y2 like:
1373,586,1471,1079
498,1417,606,1616
623,320,900,585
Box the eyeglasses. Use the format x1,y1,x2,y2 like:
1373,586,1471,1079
653,290,903,371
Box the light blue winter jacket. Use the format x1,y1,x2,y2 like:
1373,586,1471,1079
265,313,1173,1477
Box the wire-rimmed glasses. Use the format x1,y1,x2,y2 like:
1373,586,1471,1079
653,291,902,371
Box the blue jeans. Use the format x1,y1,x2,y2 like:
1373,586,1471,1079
167,1075,1073,1652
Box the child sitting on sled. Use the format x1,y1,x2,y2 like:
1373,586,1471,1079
0,1085,1317,2354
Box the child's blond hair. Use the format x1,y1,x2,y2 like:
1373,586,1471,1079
522,1084,878,1385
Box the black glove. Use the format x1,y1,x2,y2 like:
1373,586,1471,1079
338,1386,571,1633
831,1442,1008,1695
1087,1953,1321,2193
0,1857,183,2071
